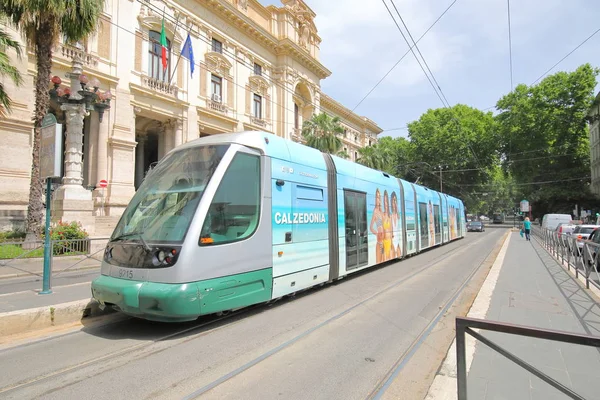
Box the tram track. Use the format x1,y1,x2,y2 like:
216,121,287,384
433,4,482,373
365,230,508,399
180,231,503,399
0,310,249,396
0,232,497,399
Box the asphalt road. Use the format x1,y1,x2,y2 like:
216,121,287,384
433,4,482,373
0,269,99,295
0,229,506,400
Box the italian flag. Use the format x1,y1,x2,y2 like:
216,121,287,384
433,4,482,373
160,17,168,71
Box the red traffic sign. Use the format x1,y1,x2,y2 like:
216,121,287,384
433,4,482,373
98,179,108,188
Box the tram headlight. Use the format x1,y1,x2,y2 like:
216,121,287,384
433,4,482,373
157,250,166,262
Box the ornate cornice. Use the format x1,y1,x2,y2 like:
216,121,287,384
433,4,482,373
248,75,270,96
320,93,382,134
196,106,239,126
275,38,331,79
129,83,190,107
108,137,138,149
205,52,233,77
201,0,331,80
138,5,184,44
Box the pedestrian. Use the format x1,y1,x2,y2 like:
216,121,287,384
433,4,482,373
522,217,532,241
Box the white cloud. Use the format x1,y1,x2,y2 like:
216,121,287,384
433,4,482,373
262,0,600,133
310,0,468,90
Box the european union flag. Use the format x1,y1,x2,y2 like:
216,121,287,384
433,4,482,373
181,33,195,78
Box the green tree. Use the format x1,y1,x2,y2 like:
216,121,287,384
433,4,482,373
0,0,105,236
361,136,413,176
0,25,23,116
356,142,393,171
496,63,599,216
406,104,500,206
302,112,345,155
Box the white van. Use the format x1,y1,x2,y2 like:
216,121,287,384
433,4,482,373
542,214,572,231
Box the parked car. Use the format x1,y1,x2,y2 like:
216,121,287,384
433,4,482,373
555,222,576,236
584,228,600,269
542,214,572,231
467,221,485,232
573,225,600,253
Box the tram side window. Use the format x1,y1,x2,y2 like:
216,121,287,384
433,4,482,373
419,202,428,238
200,153,261,245
434,205,441,234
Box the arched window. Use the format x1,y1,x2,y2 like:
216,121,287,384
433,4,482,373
148,30,171,82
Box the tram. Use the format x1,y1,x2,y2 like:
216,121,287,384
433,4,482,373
91,132,466,322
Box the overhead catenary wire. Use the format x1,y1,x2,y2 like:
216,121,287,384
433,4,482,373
379,0,448,108
388,0,451,107
351,0,459,112
138,0,447,138
457,176,590,187
380,0,483,171
481,24,600,111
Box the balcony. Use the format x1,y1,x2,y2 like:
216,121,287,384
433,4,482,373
141,75,178,97
251,117,267,128
208,100,228,114
55,42,99,67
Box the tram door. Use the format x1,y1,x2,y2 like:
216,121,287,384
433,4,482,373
344,190,368,270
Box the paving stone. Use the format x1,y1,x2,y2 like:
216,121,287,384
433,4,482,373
466,233,600,400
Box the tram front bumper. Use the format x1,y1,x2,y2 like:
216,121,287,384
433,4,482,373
91,275,201,322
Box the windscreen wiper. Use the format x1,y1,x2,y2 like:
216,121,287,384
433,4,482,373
112,231,152,252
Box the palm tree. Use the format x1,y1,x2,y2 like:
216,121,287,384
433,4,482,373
301,112,345,155
0,25,23,116
357,143,393,171
0,0,105,236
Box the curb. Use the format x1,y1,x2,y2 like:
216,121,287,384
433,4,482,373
425,230,512,400
0,298,114,338
0,265,100,281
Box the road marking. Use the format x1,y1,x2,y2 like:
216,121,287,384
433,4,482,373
425,231,512,400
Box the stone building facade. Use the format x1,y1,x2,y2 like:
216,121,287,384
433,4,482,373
0,0,382,234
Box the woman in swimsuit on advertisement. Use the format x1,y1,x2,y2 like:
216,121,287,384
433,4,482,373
391,192,401,258
370,189,384,263
428,201,435,246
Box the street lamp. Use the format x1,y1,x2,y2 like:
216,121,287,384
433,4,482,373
49,74,112,121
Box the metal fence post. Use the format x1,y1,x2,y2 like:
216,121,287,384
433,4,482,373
456,318,467,400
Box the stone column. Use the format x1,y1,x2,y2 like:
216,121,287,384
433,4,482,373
135,135,146,189
174,119,183,148
61,103,88,186
96,110,109,184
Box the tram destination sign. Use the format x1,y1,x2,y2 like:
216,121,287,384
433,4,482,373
40,113,63,179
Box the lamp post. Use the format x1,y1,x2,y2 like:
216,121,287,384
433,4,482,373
436,165,448,192
40,72,111,295
49,74,112,121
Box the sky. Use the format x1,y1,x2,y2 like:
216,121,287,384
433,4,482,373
260,0,600,139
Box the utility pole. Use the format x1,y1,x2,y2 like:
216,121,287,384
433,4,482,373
437,165,446,192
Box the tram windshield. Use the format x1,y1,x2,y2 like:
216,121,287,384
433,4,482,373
111,145,229,243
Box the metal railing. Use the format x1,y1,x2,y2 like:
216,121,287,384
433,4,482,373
0,237,108,284
535,227,600,291
456,316,600,400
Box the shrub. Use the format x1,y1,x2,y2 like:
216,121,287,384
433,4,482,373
0,229,27,243
46,221,89,255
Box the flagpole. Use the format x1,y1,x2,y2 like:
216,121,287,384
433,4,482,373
168,12,183,85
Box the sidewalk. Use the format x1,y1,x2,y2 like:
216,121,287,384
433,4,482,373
428,231,600,399
0,254,101,279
